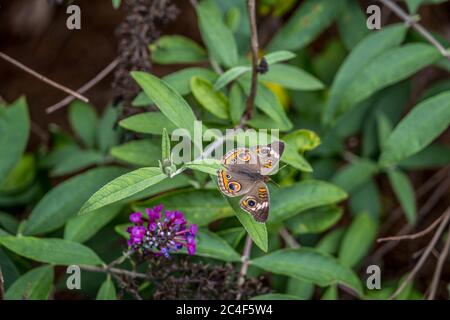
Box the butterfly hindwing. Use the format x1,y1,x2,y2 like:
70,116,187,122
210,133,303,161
239,181,270,223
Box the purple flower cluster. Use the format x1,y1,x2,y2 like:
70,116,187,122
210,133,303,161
127,204,198,258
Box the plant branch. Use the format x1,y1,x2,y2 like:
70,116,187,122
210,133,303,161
379,0,450,59
372,174,450,262
389,207,450,300
80,264,148,280
279,227,300,248
377,213,446,243
0,51,89,103
236,234,253,300
46,59,119,113
0,267,4,300
243,0,259,121
427,222,450,300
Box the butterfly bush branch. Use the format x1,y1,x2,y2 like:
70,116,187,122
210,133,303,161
389,207,450,300
279,227,300,248
46,59,119,114
379,0,450,60
243,0,260,121
0,51,89,103
427,222,450,300
236,234,253,300
0,267,5,300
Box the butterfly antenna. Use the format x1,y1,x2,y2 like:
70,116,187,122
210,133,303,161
268,177,281,188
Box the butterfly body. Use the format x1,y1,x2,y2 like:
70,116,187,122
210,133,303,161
217,142,284,223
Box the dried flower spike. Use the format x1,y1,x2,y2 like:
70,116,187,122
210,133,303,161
127,204,197,258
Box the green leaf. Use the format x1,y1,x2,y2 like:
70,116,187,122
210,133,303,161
288,206,343,235
323,24,407,124
331,159,379,194
238,75,292,130
64,205,123,243
379,91,450,167
251,248,363,295
149,35,207,64
399,144,450,169
112,0,121,9
260,64,324,91
405,0,447,13
230,198,268,253
286,278,314,300
267,0,344,51
161,128,171,161
0,97,30,185
5,265,53,300
96,277,117,300
316,228,345,255
119,112,177,135
338,44,440,115
387,169,417,224
251,293,301,300
229,83,245,125
376,112,393,150
225,6,240,32
269,181,348,224
79,167,167,214
131,72,198,137
97,106,120,154
24,167,126,235
349,180,381,220
0,236,103,265
184,159,223,175
321,285,338,300
213,66,251,91
196,0,238,67
217,227,245,248
194,229,240,262
191,76,229,119
0,248,20,289
0,211,19,234
0,154,35,193
337,0,369,50
110,140,161,166
264,51,296,65
69,101,97,148
281,143,313,172
132,189,234,226
51,150,104,177
283,129,321,153
339,212,378,268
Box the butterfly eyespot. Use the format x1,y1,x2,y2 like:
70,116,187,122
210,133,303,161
238,152,251,162
226,174,231,179
247,200,256,207
228,182,241,192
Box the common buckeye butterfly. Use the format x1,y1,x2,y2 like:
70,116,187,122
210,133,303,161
217,141,285,223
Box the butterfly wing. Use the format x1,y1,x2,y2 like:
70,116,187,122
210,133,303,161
217,148,259,197
251,141,285,176
240,181,270,223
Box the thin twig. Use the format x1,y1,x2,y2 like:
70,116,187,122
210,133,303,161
279,227,300,248
236,234,253,300
243,0,259,121
0,51,89,103
377,213,446,243
427,223,450,300
389,207,450,300
372,175,450,262
46,59,119,113
0,267,4,300
80,265,148,279
380,166,450,236
379,0,450,59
